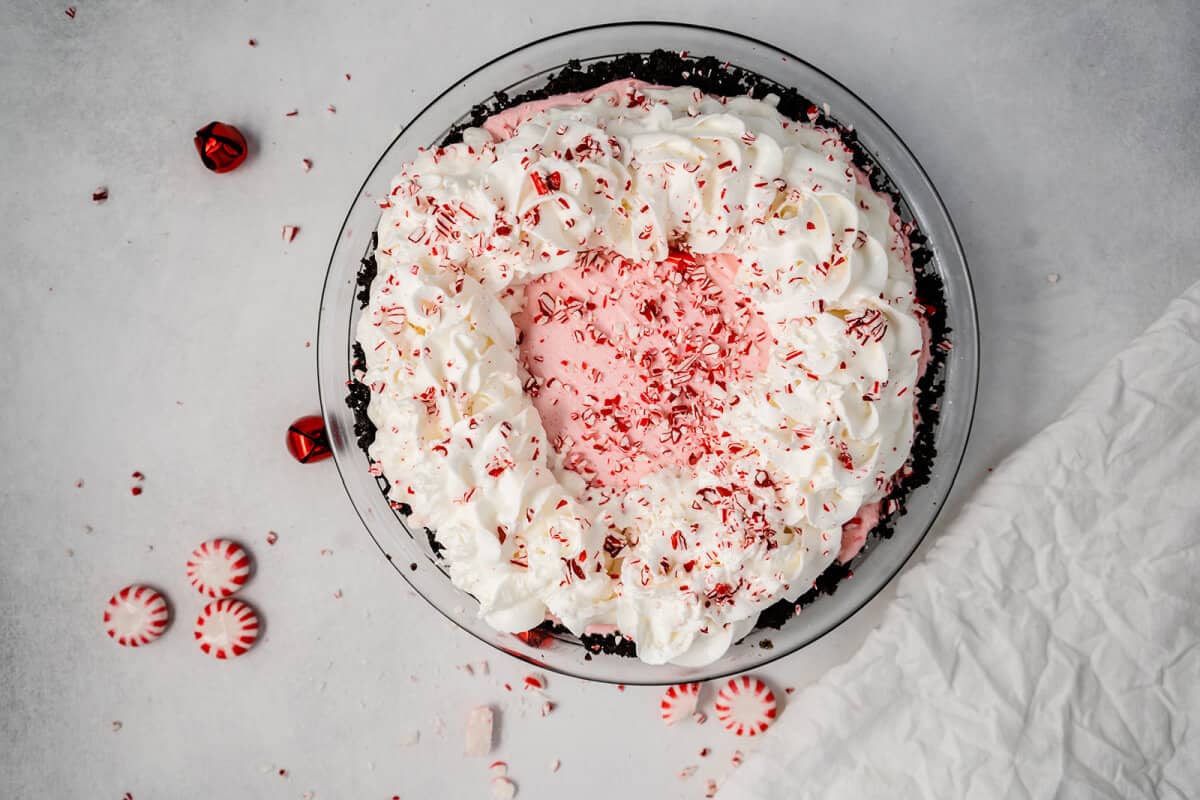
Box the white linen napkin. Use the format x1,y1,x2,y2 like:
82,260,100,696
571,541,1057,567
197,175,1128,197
723,282,1200,800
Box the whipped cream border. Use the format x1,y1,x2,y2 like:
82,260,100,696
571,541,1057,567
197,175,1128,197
355,81,926,665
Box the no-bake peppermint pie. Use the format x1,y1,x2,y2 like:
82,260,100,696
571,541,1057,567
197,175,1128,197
351,55,947,666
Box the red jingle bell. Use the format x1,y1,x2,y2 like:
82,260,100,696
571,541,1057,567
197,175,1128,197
286,415,332,464
194,122,248,173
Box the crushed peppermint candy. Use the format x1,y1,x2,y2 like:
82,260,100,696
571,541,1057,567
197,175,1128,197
660,682,701,726
464,706,494,756
489,777,516,800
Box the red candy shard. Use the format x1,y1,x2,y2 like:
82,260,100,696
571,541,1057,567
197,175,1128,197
286,415,332,463
91,187,108,204
186,538,251,598
65,6,76,18
714,675,777,737
659,682,701,726
194,121,248,174
104,584,170,647
193,598,259,659
282,225,299,242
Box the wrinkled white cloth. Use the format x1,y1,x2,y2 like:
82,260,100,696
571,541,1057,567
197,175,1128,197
723,282,1200,800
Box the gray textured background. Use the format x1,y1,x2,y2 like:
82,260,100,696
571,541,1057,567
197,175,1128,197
2,1,1197,798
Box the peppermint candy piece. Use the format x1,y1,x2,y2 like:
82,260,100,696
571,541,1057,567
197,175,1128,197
659,682,701,726
104,585,170,647
464,705,494,756
186,538,251,597
490,776,516,800
194,598,259,659
714,675,777,736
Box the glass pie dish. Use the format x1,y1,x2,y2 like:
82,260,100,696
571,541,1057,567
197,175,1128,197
316,22,978,685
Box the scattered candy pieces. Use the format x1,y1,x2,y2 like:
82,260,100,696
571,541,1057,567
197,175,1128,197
91,187,108,204
300,158,312,173
104,585,170,647
698,747,709,757
660,682,701,726
522,673,546,691
539,701,555,717
715,675,777,737
490,777,516,800
464,706,494,756
193,597,259,659
194,121,248,173
130,486,142,497
731,750,745,767
282,225,299,243
186,538,251,597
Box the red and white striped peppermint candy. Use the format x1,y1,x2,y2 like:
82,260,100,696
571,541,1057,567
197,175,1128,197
715,675,777,736
194,598,259,659
186,538,251,597
659,682,701,726
104,584,170,647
